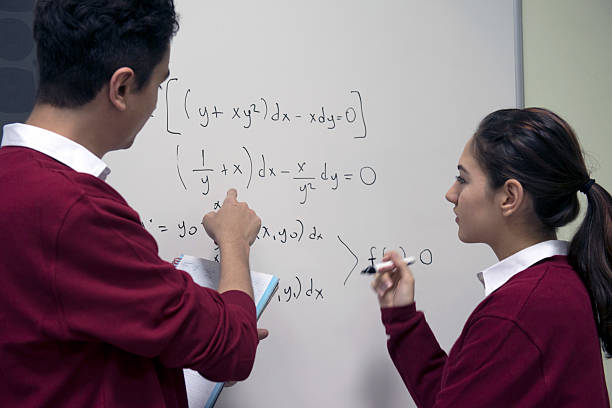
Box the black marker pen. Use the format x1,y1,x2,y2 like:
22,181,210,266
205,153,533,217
361,256,416,274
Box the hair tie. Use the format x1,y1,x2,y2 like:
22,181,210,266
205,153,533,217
579,178,596,194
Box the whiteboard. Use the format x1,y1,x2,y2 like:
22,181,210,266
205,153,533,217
105,1,520,407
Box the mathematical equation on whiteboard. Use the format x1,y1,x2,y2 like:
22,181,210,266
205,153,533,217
176,146,377,204
277,276,324,303
338,235,433,286
163,78,367,139
148,214,433,296
143,217,324,245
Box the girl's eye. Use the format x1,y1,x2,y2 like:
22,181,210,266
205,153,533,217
455,175,466,184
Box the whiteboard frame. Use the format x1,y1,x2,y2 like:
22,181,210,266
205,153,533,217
514,0,525,108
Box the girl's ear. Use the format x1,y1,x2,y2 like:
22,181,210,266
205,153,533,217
107,67,136,112
499,178,525,217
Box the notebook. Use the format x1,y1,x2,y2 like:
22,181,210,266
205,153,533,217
173,254,279,408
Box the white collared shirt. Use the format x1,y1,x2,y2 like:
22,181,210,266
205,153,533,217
477,240,569,297
1,123,111,180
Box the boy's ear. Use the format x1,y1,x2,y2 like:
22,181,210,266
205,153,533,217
108,67,136,111
499,178,525,217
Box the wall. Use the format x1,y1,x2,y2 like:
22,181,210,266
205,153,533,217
523,0,612,395
0,0,36,134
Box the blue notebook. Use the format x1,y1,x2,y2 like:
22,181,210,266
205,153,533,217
173,255,279,408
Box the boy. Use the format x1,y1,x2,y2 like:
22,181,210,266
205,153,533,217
0,1,265,406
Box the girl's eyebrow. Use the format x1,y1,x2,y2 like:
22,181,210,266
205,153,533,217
457,164,470,175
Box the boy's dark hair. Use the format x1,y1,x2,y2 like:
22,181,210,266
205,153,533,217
33,0,179,108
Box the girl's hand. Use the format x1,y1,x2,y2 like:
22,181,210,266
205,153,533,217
371,250,415,308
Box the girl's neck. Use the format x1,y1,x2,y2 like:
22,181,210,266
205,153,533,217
490,228,557,261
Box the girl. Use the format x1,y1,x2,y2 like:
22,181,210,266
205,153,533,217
372,108,612,407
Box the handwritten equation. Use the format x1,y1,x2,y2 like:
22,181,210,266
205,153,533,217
177,145,377,204
143,217,325,246
163,78,367,139
152,214,431,293
338,235,433,286
277,275,325,303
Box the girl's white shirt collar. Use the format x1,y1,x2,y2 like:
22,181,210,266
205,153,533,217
477,240,569,297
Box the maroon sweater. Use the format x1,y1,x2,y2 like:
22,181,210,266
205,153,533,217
0,147,259,407
382,256,609,407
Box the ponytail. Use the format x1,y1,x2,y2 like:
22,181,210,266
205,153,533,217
569,182,612,356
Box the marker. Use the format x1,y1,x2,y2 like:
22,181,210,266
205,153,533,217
361,256,416,274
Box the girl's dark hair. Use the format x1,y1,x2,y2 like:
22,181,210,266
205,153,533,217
473,107,612,356
33,0,179,108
